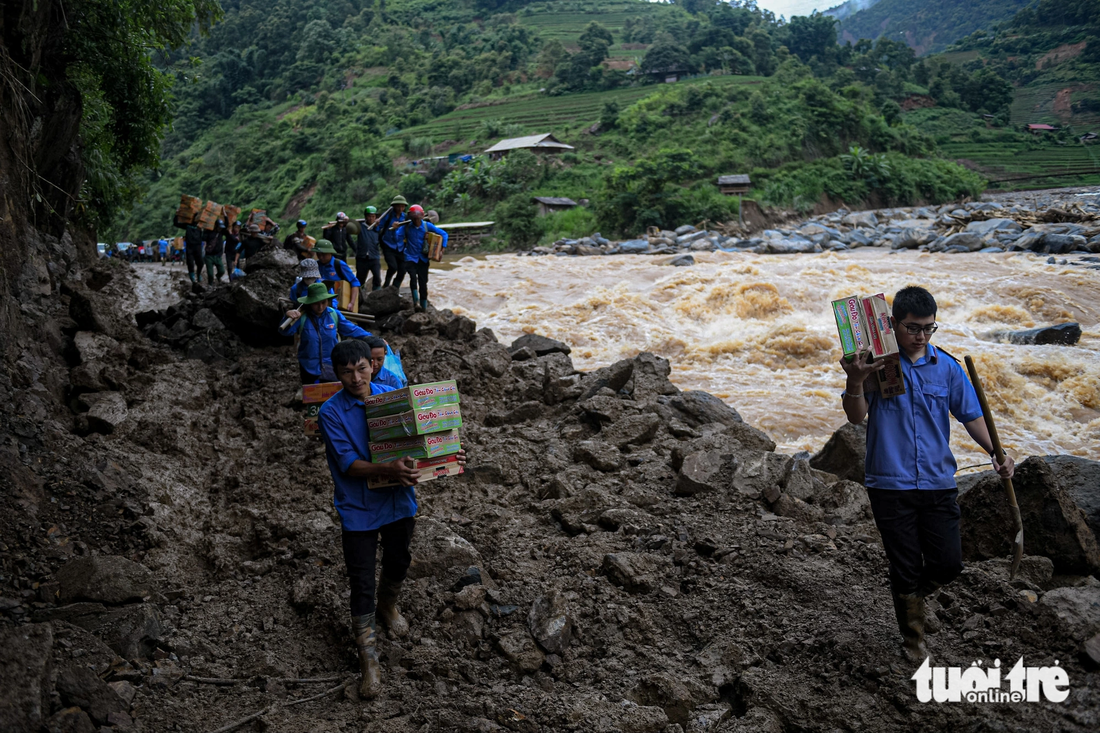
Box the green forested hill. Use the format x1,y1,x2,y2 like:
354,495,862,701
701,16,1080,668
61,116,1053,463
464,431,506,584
834,0,1033,54
104,0,1089,245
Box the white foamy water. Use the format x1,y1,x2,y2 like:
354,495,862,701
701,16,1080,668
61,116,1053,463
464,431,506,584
434,250,1100,468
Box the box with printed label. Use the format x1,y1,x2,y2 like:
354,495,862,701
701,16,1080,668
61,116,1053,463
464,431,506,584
831,292,906,397
366,454,464,489
362,380,460,418
367,404,463,441
303,382,343,404
369,428,461,463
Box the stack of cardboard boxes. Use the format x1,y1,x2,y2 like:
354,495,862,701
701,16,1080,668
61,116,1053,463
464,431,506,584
364,380,464,489
303,382,343,436
831,292,906,397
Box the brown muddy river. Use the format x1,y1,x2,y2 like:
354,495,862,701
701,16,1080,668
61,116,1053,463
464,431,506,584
433,250,1100,469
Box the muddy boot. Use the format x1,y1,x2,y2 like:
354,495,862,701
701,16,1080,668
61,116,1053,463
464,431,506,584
352,613,382,699
419,296,428,312
375,576,410,639
893,592,930,663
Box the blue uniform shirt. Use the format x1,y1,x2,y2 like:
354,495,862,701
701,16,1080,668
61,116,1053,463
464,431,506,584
319,384,417,531
401,220,448,264
863,344,984,490
279,307,371,377
317,256,361,288
378,210,408,251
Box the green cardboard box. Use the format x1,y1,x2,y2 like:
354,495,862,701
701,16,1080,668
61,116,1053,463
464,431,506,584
367,404,463,441
369,428,461,463
362,380,460,418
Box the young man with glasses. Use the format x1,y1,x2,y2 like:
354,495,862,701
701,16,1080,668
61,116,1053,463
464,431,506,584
839,286,1014,663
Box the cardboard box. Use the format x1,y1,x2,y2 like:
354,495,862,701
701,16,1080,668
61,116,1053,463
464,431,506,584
303,382,342,404
370,428,461,464
831,293,906,397
335,280,358,313
362,380,460,418
367,453,464,489
197,200,222,231
176,194,202,224
427,231,444,262
367,404,463,441
304,235,317,250
222,204,242,225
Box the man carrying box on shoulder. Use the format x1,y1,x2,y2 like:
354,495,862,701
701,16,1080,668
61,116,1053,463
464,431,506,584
319,338,466,699
399,204,447,313
839,285,1014,664
314,239,360,312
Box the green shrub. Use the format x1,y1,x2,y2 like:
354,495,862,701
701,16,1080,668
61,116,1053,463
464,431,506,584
539,206,598,242
493,194,542,247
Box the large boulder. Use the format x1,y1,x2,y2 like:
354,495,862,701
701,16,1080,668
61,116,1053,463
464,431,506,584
675,451,732,496
601,414,661,448
77,392,128,435
809,422,866,484
0,623,53,731
528,590,573,655
243,245,297,273
209,270,287,345
667,391,742,427
1039,579,1100,642
509,333,571,357
1044,455,1100,540
57,555,160,605
631,353,679,401
361,287,408,317
991,322,1081,346
841,211,878,228
958,457,1100,574
966,218,1022,235
73,332,120,364
408,518,484,580
55,665,126,726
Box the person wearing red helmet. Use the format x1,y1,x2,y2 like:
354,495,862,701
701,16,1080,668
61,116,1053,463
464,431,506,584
398,205,447,312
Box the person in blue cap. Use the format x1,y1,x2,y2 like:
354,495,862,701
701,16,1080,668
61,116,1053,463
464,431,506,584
314,239,360,311
286,219,311,260
280,282,372,384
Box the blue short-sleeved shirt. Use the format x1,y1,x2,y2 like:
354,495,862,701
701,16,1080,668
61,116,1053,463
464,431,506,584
318,383,417,531
862,344,984,490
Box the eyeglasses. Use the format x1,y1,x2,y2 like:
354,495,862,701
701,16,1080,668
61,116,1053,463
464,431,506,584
898,321,938,335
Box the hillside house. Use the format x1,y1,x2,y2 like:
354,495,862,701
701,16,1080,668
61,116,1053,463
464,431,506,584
1027,123,1057,134
532,197,578,217
717,174,751,196
484,133,574,160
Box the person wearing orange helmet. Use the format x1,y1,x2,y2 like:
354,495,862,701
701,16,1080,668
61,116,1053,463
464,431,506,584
398,204,447,312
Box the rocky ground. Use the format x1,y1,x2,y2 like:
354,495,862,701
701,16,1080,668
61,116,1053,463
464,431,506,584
534,188,1100,265
2,207,1100,733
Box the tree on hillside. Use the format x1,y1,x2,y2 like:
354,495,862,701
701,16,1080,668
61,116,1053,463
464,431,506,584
641,42,695,77
578,22,613,63
959,67,1015,114
536,40,568,78
786,13,837,63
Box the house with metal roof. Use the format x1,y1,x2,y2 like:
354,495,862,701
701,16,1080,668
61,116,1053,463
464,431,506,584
532,196,578,216
717,174,751,195
484,133,575,159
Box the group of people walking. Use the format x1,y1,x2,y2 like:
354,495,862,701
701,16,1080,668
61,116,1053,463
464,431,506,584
172,213,274,284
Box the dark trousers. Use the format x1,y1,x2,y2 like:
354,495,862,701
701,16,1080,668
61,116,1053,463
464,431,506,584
382,246,404,287
357,258,382,292
341,517,416,616
185,245,204,278
867,488,963,596
299,364,320,385
402,259,430,300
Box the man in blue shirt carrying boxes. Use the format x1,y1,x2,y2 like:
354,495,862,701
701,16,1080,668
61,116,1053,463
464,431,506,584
399,204,447,313
318,338,466,699
839,286,1015,663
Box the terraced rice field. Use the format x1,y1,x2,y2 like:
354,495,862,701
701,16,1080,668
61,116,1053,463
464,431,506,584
518,3,663,45
397,75,765,144
943,140,1100,190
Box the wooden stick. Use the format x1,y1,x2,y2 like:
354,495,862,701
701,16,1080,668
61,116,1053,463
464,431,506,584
964,356,1024,578
367,206,393,231
206,680,347,733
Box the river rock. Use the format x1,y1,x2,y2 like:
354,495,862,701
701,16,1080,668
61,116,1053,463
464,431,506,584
528,590,573,654
809,422,866,484
1041,233,1087,254
630,353,679,401
675,225,696,235
842,211,878,228
581,358,634,399
496,629,544,672
602,552,671,594
675,451,731,496
966,218,1022,235
668,254,695,266
509,333,571,356
602,413,661,448
57,555,160,605
620,239,649,254
992,322,1081,346
815,479,872,524
56,665,125,725
401,312,436,336
438,311,477,341
78,392,128,435
939,232,982,252
0,623,53,731
667,391,742,427
731,451,791,498
958,457,1100,575
461,343,512,378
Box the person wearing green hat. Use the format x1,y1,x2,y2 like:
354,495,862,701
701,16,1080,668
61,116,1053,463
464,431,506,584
355,206,382,293
279,282,373,383
377,195,409,288
315,239,361,311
